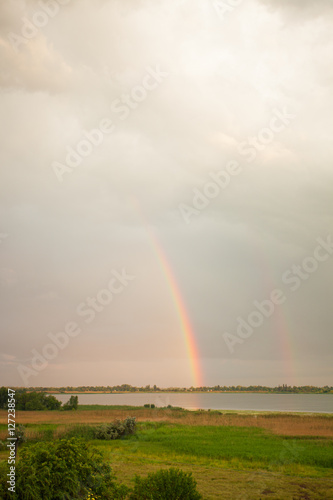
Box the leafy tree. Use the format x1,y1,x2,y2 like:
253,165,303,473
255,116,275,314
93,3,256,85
43,393,62,410
0,438,128,499
14,391,62,411
17,392,44,410
63,395,78,410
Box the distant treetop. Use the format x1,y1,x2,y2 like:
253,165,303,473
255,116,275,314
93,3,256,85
5,384,332,395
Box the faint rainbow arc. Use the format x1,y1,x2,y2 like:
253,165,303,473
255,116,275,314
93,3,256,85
251,238,296,385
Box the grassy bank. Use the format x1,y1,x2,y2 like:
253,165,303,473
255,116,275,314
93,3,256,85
0,408,332,499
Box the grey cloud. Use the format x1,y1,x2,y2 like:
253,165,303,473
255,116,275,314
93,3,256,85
0,0,332,388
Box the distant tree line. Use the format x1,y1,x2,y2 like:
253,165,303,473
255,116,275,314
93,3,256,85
11,384,333,394
0,388,78,411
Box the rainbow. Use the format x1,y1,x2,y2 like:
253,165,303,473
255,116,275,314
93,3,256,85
148,233,203,388
251,239,296,385
131,199,203,387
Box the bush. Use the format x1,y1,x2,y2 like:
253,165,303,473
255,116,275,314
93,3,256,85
63,395,78,411
94,423,120,440
123,417,136,435
129,467,202,500
94,417,136,440
0,438,128,499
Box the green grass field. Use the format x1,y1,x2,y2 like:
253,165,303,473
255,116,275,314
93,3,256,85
117,422,333,469
1,409,332,499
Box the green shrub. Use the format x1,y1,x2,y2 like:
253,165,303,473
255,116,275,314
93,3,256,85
95,423,120,440
0,461,9,499
63,395,78,410
129,467,202,500
0,438,128,499
123,417,137,435
94,417,136,440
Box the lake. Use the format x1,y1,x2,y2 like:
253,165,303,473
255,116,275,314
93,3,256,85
53,392,333,413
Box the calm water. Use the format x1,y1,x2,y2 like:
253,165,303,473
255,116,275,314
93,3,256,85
53,392,333,413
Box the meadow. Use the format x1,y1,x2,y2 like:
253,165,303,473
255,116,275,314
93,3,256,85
0,407,332,499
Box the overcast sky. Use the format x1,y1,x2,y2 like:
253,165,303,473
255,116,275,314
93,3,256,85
0,0,332,388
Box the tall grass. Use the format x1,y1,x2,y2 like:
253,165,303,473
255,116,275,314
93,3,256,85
56,424,96,440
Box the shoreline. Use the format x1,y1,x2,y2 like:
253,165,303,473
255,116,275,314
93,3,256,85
43,390,333,395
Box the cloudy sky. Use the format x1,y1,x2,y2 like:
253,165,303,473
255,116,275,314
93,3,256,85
0,0,332,388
